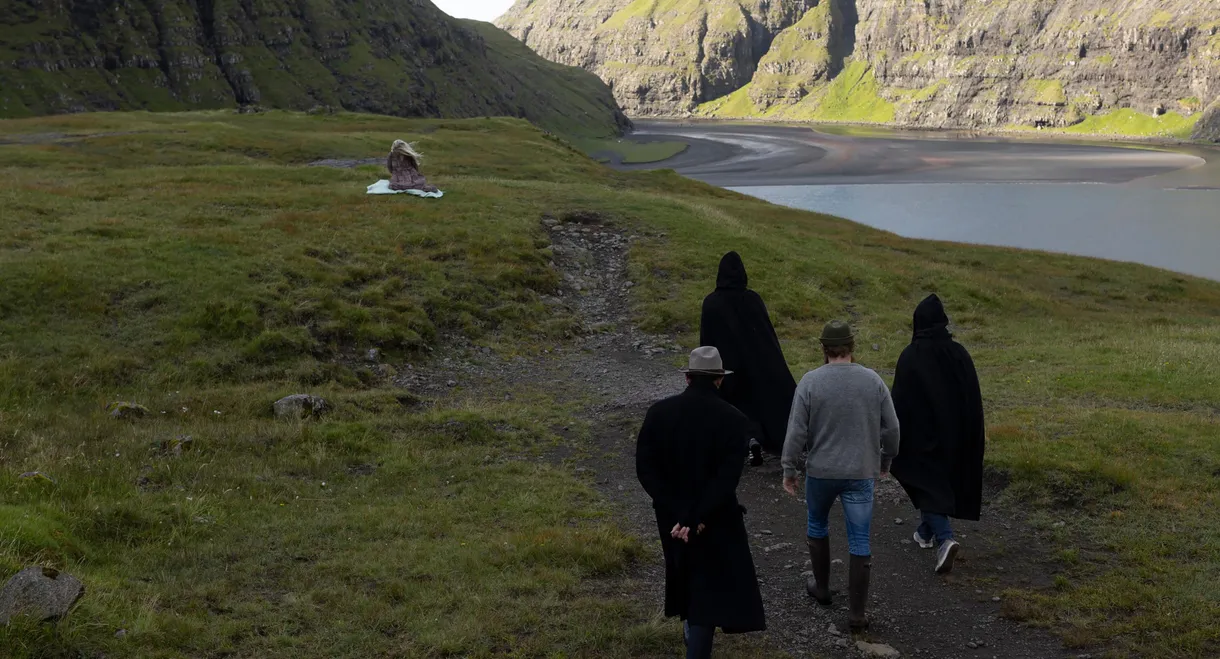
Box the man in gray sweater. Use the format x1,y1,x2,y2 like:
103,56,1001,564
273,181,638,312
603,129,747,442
782,320,900,632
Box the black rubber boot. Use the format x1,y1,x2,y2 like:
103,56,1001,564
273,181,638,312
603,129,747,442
748,439,764,466
805,536,834,606
848,554,872,632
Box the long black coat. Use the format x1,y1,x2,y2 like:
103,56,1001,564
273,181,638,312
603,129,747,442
699,252,797,453
635,382,766,633
890,295,987,520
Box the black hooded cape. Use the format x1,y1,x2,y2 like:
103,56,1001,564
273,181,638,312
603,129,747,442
699,252,797,453
890,295,987,520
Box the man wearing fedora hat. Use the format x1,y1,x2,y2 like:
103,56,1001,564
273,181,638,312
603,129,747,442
782,321,900,632
637,346,766,658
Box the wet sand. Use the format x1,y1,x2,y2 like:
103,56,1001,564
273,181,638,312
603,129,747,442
621,121,1214,187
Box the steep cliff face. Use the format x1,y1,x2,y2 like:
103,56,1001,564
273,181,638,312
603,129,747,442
0,0,629,136
499,0,1220,137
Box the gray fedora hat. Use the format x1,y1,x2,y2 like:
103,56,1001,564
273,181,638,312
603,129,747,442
680,346,733,376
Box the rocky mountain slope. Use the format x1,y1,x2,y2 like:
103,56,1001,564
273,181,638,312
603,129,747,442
0,0,629,136
1196,102,1220,141
498,0,1220,138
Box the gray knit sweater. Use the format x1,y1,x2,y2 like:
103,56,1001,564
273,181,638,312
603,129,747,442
781,363,901,480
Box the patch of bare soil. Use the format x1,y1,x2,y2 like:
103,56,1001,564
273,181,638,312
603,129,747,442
392,212,1080,658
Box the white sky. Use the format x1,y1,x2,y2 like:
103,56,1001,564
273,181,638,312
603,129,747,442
433,0,516,22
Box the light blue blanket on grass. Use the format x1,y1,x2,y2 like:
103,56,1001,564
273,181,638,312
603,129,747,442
367,180,444,198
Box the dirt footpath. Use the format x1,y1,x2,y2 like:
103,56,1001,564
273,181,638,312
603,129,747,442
400,213,1079,658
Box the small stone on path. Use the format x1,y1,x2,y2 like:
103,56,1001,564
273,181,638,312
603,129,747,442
827,623,841,636
895,518,904,525
763,542,793,553
856,641,901,657
831,558,844,566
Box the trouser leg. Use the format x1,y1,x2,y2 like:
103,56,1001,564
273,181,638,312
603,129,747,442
921,511,954,545
684,621,715,659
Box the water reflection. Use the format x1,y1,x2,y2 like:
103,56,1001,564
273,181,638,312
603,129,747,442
733,183,1220,281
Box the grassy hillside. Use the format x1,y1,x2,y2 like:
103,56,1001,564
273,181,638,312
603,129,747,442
2,111,1219,657
0,0,628,139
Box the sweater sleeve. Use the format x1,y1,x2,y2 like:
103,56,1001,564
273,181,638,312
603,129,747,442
878,379,901,471
781,379,810,480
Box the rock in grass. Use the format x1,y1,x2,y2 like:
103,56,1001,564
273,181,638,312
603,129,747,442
152,435,194,457
107,401,149,420
0,567,85,625
856,641,901,657
18,471,57,485
273,394,331,420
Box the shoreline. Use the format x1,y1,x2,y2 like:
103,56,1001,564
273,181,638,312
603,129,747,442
625,114,1219,149
612,121,1213,188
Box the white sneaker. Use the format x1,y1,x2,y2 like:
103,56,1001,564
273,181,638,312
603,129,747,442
936,539,960,574
913,530,935,549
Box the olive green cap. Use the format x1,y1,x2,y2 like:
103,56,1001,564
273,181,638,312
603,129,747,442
819,320,856,347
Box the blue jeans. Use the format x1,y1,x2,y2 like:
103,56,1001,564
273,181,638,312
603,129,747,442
684,621,714,659
805,477,875,556
918,511,954,544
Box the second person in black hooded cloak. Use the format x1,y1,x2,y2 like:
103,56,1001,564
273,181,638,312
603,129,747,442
699,252,797,464
890,294,986,575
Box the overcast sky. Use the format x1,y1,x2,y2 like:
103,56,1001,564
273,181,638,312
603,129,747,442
433,0,516,22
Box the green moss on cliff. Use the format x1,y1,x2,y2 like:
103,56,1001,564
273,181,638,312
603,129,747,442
602,0,703,30
782,60,896,124
696,60,895,125
1024,79,1068,106
696,84,761,117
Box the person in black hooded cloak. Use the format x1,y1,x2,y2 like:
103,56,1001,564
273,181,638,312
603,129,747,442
699,252,797,466
890,294,986,575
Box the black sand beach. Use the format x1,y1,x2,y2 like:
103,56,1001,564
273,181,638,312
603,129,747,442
621,121,1213,187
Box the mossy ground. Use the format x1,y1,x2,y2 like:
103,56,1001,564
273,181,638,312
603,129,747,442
1,111,1218,657
576,138,689,164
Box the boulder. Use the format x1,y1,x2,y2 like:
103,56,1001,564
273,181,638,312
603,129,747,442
273,394,331,419
107,401,149,420
0,567,85,624
1193,101,1220,143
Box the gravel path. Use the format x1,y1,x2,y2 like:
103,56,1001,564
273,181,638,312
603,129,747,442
394,213,1078,658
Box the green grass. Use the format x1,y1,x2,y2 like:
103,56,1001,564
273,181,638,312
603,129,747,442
696,84,762,117
575,138,689,164
1064,108,1200,139
2,111,1220,657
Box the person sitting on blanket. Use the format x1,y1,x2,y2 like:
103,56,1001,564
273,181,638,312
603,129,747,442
388,140,439,193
